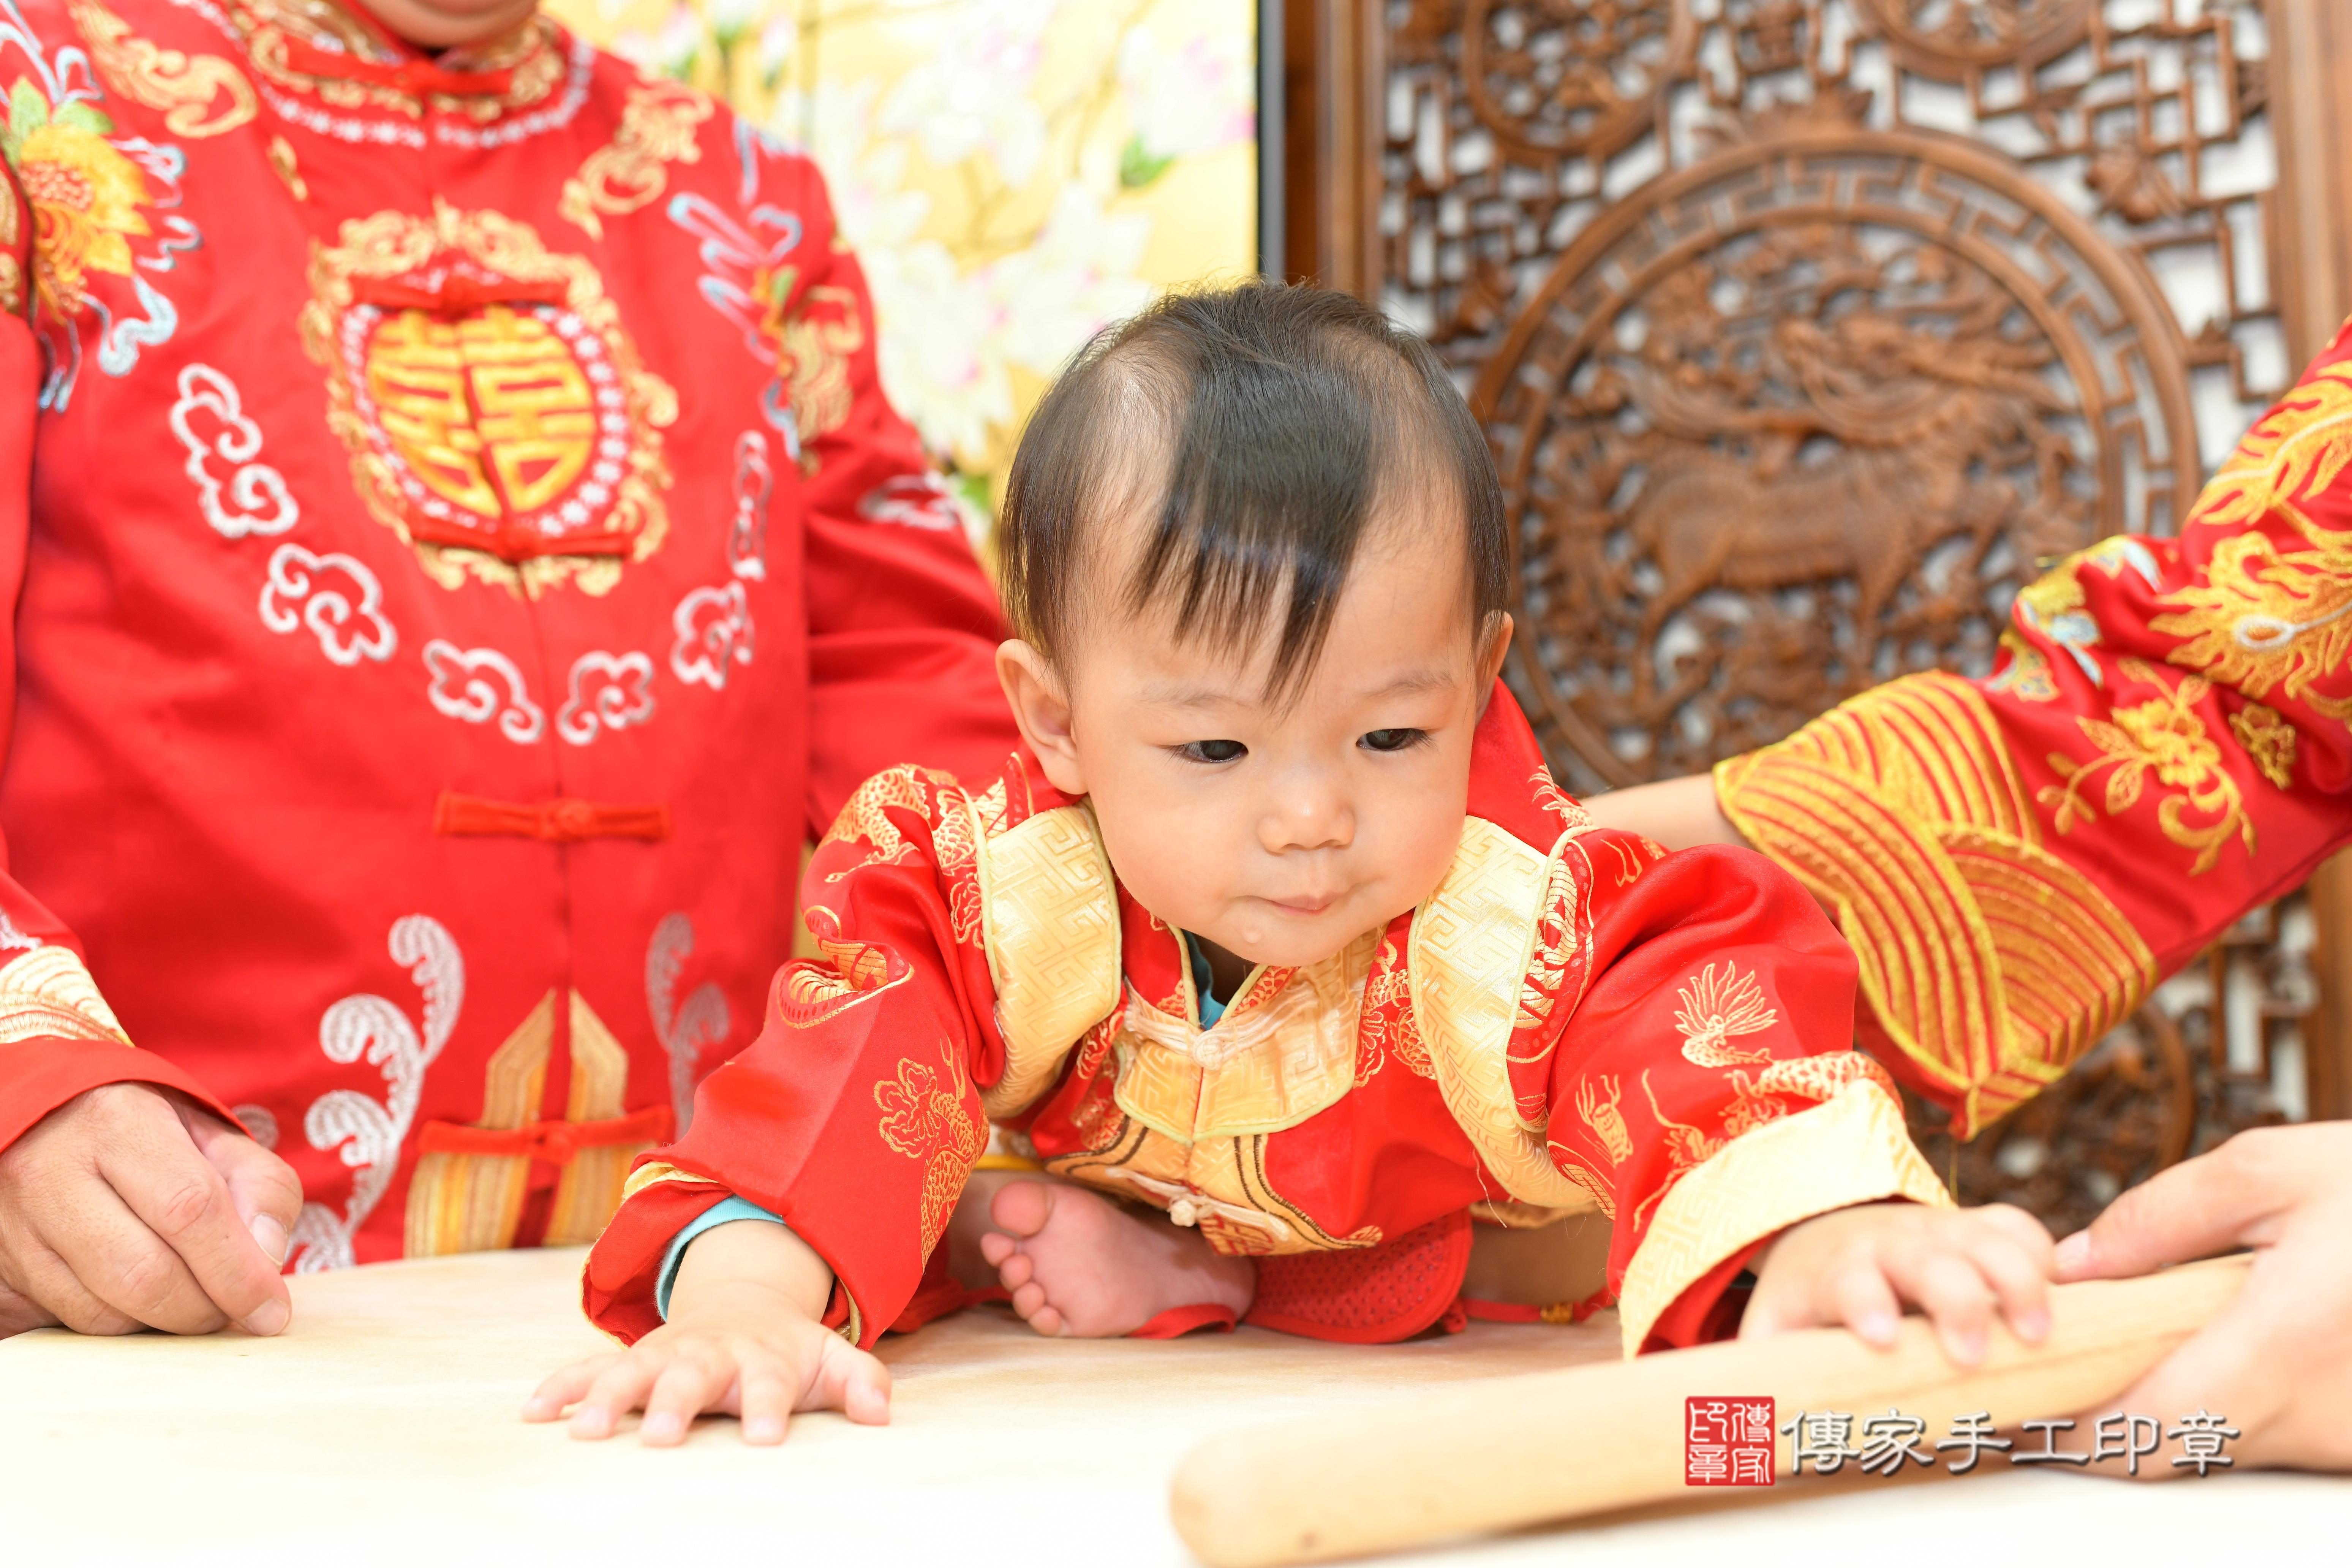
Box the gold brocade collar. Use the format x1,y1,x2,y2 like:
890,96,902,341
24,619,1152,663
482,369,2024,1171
226,0,568,122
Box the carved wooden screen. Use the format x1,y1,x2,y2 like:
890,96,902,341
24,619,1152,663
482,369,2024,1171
1292,0,2352,1231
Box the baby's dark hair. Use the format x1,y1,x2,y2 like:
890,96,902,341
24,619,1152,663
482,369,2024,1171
997,281,1510,697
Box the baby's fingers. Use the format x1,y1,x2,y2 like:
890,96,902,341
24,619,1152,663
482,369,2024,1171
640,1344,738,1446
1962,1222,2053,1345
1889,1249,1997,1367
738,1358,798,1445
569,1351,666,1441
523,1353,621,1422
806,1338,893,1426
1826,1250,1903,1348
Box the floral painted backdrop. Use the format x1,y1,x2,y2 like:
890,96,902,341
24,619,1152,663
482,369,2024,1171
545,0,1259,526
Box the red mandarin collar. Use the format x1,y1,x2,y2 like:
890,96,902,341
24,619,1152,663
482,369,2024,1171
272,0,527,97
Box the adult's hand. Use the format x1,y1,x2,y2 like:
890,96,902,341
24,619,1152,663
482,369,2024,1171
2054,1122,2352,1471
0,1083,301,1339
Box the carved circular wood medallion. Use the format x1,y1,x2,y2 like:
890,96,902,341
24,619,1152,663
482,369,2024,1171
1460,0,1699,160
1476,121,2200,789
1853,0,2097,80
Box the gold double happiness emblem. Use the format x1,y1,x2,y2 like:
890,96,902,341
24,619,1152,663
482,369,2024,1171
300,202,678,597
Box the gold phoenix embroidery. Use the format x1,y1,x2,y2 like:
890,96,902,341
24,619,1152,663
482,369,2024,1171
559,78,711,240
874,1040,984,1263
68,0,255,138
2177,359,2352,539
2154,360,2352,709
1673,962,1777,1067
2231,702,2297,788
2154,530,2352,718
1573,1073,1631,1165
2039,659,2253,875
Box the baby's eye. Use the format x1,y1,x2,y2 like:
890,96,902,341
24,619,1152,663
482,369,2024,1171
1360,728,1427,753
1177,739,1248,764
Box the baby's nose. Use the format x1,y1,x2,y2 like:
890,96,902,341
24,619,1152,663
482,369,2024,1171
1258,791,1354,853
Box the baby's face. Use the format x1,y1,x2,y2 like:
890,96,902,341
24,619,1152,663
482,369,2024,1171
1006,518,1506,973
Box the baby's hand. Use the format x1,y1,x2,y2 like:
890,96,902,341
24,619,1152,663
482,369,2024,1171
524,1218,890,1446
1742,1200,2055,1366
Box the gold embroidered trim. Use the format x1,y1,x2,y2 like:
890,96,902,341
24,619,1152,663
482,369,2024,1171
1410,817,1601,1212
0,945,132,1046
1615,1081,1949,1356
973,803,1121,1118
68,0,256,137
618,1158,719,1204
1716,672,2155,1138
1113,929,1376,1141
558,78,710,240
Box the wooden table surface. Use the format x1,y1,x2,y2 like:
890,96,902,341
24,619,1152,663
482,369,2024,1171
1,1246,2341,1565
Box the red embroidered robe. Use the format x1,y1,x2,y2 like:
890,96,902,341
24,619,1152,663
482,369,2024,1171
586,688,1948,1354
1717,318,2352,1138
0,0,1016,1265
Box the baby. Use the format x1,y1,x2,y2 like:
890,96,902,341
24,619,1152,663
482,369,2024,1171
535,283,2055,1445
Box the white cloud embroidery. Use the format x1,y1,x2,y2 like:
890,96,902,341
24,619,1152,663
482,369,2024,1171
557,650,658,745
169,364,299,539
259,545,396,667
422,640,545,744
670,582,755,690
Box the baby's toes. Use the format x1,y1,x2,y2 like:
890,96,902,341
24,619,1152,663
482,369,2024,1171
996,1249,1035,1291
988,1179,1055,1239
1010,1279,1049,1321
978,1231,1015,1269
1029,1303,1066,1337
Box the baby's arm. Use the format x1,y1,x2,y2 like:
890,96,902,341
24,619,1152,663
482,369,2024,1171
1743,1198,2053,1364
526,1218,890,1446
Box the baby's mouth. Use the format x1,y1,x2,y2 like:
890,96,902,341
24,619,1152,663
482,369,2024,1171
1262,891,1344,916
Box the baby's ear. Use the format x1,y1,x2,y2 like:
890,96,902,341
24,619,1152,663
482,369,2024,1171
1473,612,1515,710
996,640,1086,795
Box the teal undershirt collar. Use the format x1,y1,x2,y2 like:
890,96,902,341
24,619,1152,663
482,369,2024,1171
1183,931,1232,1026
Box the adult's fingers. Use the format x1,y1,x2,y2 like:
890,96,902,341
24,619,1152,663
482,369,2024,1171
0,1229,138,1336
97,1105,289,1335
2097,1239,2352,1473
180,1104,302,1270
2053,1136,2287,1283
2081,1272,2278,1480
36,1166,225,1335
0,1274,57,1338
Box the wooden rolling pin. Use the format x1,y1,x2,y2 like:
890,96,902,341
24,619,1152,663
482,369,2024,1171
1170,1252,2252,1567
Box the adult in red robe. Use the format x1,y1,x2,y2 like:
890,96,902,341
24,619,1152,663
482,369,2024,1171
1590,318,2352,1468
0,0,1016,1336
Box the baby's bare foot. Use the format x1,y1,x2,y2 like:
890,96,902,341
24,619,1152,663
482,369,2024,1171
977,1180,1256,1337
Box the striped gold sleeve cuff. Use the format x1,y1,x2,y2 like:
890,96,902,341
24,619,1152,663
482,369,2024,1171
1712,673,2154,1137
1615,1081,1951,1356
